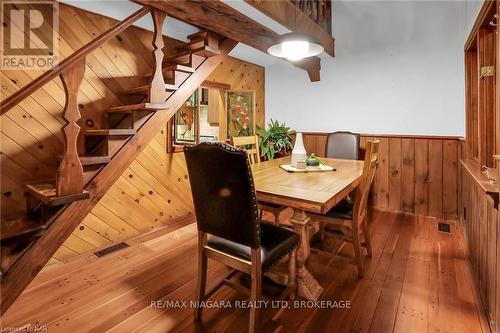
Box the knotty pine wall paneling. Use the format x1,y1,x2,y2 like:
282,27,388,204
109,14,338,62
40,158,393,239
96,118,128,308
0,4,265,265
206,57,265,131
298,133,460,220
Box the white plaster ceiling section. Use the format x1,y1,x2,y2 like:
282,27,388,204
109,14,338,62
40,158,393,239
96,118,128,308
221,0,290,66
62,0,199,41
62,0,299,67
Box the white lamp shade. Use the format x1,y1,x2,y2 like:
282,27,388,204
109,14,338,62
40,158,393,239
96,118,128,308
267,32,324,61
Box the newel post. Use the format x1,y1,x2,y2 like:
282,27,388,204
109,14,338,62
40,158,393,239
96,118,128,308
57,58,85,196
149,9,167,103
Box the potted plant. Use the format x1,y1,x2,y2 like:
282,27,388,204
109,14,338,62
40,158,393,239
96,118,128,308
256,119,294,160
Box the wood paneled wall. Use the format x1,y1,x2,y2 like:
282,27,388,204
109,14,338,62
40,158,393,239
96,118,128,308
206,57,265,129
460,160,500,333
0,4,265,265
1,4,179,218
299,132,461,220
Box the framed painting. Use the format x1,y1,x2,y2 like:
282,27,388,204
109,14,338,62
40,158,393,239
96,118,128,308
227,90,255,138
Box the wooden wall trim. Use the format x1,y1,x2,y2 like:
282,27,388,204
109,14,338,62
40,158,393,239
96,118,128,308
459,160,499,331
465,0,497,51
295,131,462,140
201,80,231,91
462,159,500,194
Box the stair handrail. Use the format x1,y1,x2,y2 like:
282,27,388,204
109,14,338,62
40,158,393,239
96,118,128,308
0,6,151,115
290,0,332,34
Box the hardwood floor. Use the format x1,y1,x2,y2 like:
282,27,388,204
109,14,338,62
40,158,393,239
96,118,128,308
1,210,489,333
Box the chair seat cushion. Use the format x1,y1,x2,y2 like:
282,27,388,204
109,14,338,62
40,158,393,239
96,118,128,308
325,198,354,220
207,222,299,271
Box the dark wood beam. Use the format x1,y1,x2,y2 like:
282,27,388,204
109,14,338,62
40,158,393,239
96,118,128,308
244,0,335,57
133,0,321,82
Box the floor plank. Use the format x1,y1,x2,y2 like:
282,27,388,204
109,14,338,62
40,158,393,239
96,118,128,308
1,210,488,333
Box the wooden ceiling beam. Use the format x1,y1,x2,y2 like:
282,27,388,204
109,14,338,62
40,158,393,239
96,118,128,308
244,0,335,57
133,0,321,82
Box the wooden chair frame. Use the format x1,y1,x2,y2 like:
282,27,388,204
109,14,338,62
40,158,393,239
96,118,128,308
195,231,297,333
308,140,380,277
231,135,286,225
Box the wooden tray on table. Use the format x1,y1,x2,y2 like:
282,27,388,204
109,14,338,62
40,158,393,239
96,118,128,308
279,164,336,173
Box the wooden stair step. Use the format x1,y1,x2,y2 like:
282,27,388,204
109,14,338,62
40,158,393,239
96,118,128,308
163,50,193,65
165,63,195,73
191,45,220,57
125,83,178,95
164,46,220,65
187,30,209,40
186,30,220,50
83,129,137,136
57,155,112,165
107,103,169,113
143,64,195,78
80,155,112,165
177,37,205,52
1,216,45,241
1,234,40,275
25,181,90,206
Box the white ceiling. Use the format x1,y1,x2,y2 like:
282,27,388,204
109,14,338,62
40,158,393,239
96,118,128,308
62,0,293,66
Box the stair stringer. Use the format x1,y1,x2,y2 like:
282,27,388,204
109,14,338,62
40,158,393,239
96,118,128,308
0,38,238,315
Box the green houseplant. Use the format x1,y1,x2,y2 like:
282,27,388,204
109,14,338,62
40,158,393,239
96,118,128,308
256,119,294,160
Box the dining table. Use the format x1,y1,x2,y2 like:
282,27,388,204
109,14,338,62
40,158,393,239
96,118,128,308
252,156,364,300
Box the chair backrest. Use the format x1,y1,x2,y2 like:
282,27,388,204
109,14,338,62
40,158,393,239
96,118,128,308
325,131,360,160
352,140,380,228
231,135,261,165
184,142,260,248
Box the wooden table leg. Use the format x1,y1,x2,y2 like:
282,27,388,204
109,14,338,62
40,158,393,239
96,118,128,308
289,208,323,300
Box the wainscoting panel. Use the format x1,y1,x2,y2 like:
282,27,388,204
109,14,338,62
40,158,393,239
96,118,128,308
460,159,499,332
299,133,460,219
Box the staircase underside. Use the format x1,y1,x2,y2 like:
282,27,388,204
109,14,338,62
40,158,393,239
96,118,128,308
0,37,238,315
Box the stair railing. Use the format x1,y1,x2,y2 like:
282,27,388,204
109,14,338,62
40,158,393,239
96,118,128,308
0,6,168,198
290,0,332,34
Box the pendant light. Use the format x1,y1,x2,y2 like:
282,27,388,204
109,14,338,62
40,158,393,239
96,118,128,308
267,6,324,61
267,32,324,61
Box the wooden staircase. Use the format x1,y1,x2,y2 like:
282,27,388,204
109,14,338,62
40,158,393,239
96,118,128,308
0,7,236,314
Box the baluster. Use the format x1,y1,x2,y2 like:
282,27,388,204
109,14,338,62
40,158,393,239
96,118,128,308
57,58,86,196
149,9,167,104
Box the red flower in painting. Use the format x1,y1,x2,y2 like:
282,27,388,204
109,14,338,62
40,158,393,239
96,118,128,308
180,102,194,131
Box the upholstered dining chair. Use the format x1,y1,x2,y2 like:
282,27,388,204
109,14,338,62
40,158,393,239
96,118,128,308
231,135,286,226
184,142,299,333
325,131,361,160
308,140,379,278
